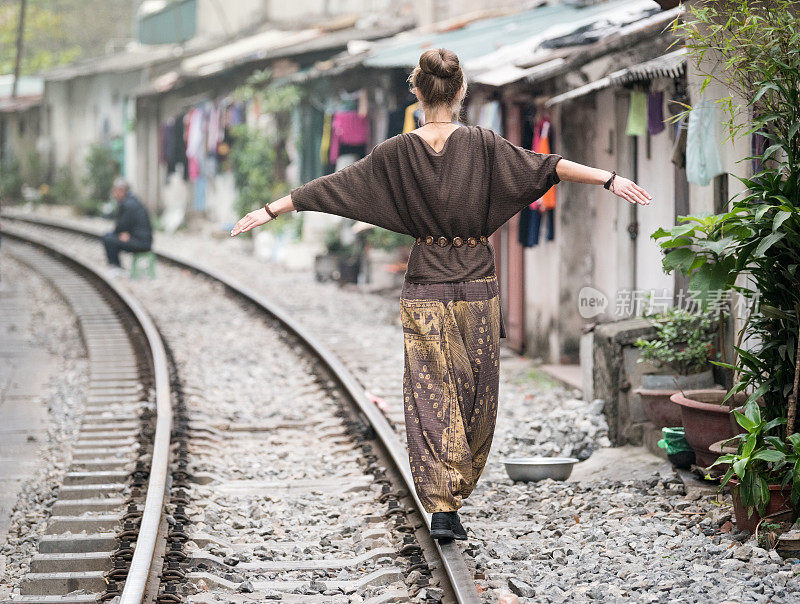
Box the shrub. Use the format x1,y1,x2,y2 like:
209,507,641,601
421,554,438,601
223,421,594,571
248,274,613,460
82,143,118,215
48,166,79,205
635,307,716,375
0,157,23,201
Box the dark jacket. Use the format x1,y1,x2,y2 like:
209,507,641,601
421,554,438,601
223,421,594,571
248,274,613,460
114,192,152,247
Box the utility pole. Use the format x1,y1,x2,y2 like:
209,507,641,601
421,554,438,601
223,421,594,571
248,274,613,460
11,0,27,99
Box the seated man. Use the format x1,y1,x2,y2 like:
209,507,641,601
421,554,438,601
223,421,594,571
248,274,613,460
103,178,152,275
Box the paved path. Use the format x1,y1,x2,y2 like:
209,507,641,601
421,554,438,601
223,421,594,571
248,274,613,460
0,266,56,542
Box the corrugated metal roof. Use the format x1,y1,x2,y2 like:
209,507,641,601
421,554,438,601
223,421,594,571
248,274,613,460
611,47,687,83
181,28,321,77
362,0,654,72
545,47,686,106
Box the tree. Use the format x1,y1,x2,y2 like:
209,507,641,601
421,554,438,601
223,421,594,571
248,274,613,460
0,0,135,76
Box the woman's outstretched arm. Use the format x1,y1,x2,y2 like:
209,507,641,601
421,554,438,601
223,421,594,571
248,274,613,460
555,158,652,206
230,194,294,237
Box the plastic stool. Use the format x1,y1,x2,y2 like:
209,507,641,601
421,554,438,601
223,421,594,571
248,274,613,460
130,251,157,280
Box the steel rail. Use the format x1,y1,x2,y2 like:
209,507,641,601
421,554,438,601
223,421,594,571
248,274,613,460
2,212,481,604
1,222,173,604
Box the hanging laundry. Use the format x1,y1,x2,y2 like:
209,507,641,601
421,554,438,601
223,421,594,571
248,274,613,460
686,100,724,186
403,102,420,133
329,111,370,165
671,116,687,168
357,89,369,118
388,107,405,136
171,112,187,179
518,205,542,247
228,102,245,127
531,117,557,210
625,90,647,137
207,103,221,155
647,91,665,135
544,207,555,241
319,112,332,165
372,106,389,147
185,108,205,182
478,100,502,133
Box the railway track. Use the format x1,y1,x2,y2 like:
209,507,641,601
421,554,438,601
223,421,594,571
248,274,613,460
1,216,480,604
1,230,172,604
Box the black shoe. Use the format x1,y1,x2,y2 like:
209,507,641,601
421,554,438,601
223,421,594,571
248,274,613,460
450,512,468,541
430,512,455,541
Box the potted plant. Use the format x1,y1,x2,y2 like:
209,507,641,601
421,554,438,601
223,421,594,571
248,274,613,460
314,225,361,284
633,307,718,430
710,398,798,533
671,389,745,468
654,1,800,517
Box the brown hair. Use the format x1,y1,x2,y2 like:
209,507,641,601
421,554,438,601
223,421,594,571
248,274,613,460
408,48,466,118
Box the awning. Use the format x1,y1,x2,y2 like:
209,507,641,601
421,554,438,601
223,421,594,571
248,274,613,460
0,94,42,113
545,47,686,106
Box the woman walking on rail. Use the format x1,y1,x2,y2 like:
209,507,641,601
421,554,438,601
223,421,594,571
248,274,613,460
231,48,652,541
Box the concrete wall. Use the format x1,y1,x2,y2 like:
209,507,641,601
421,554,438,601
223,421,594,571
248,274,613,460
197,0,268,38
0,107,41,170
523,75,680,363
265,0,397,23
411,0,532,27
43,70,146,188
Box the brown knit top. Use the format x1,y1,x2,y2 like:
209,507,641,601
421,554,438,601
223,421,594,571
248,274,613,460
290,125,562,283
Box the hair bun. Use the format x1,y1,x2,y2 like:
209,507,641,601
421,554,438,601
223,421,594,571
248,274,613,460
419,48,459,79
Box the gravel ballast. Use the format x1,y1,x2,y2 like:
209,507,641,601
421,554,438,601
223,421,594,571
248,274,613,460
7,214,800,602
0,252,88,595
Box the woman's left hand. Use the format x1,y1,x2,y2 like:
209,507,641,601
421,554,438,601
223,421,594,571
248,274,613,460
611,176,652,206
230,208,270,237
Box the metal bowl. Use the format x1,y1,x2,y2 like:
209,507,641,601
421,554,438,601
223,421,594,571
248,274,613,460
503,457,579,482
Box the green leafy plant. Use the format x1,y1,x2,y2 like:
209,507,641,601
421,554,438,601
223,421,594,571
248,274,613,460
710,399,797,517
657,0,800,516
82,143,119,215
365,228,415,252
229,76,302,236
635,307,717,375
656,0,800,425
0,157,23,201
323,225,357,257
47,166,79,205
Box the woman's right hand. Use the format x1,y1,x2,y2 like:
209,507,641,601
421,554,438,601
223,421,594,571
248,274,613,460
230,207,270,237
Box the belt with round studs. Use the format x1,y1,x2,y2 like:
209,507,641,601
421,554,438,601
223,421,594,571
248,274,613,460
415,235,489,248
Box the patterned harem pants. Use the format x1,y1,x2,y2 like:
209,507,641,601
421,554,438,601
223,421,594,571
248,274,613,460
400,275,503,513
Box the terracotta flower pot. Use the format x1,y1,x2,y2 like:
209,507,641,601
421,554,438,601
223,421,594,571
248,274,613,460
671,388,735,468
635,371,716,430
729,480,793,534
635,389,683,429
